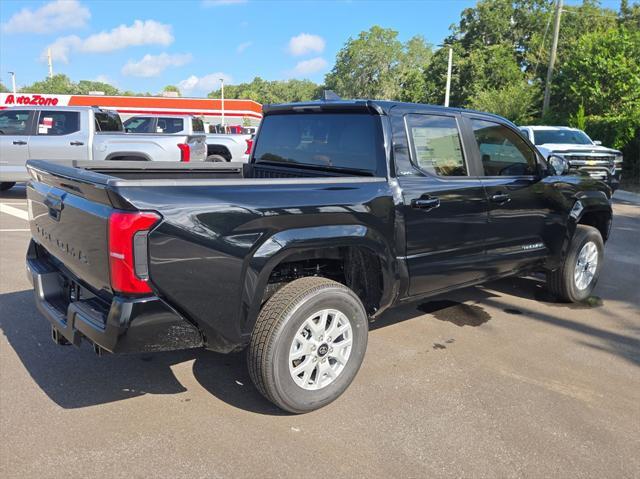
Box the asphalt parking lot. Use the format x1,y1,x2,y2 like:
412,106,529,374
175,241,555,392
1,184,639,479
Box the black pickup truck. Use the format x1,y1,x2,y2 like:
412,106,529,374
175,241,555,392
25,99,613,413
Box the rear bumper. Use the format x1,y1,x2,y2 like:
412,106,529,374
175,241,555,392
26,240,203,354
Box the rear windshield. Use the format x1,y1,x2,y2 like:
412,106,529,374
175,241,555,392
95,111,123,132
252,113,385,175
192,117,205,132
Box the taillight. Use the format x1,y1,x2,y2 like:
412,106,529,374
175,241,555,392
245,138,253,155
178,143,190,162
108,211,160,295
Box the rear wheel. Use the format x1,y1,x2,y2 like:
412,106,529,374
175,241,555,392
0,182,15,191
206,154,227,162
248,277,368,413
547,225,604,302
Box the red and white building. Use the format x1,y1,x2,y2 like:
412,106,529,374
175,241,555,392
0,93,263,127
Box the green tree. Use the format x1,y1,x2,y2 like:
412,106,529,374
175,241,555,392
468,79,538,124
20,74,77,94
556,27,640,117
0,82,8,93
208,77,321,104
76,80,119,96
325,26,433,101
162,85,181,96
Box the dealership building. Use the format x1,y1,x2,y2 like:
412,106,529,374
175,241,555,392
0,93,263,128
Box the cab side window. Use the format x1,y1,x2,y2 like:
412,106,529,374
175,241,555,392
0,110,31,135
124,117,153,133
471,119,537,176
37,111,80,136
157,118,184,133
406,114,467,176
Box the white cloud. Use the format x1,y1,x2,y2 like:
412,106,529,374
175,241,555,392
292,57,328,76
288,33,325,56
43,20,174,63
236,41,252,53
122,53,192,77
202,0,248,6
178,73,233,95
2,0,90,34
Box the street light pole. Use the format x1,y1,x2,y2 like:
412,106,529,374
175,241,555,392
220,78,225,131
542,0,563,117
8,71,16,95
444,46,453,107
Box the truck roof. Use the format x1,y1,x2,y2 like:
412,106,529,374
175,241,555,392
263,99,513,125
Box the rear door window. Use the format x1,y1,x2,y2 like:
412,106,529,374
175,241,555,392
0,110,32,135
36,111,80,136
124,117,153,133
253,113,385,175
405,114,467,176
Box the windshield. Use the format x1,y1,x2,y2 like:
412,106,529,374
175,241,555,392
252,113,385,175
533,129,592,145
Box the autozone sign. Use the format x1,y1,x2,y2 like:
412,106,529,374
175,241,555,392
3,94,61,106
0,93,263,119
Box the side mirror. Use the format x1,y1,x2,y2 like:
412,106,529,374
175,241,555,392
593,140,602,146
548,154,569,176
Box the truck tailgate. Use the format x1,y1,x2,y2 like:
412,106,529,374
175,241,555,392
27,163,115,296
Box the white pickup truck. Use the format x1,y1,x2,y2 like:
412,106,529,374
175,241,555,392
519,125,623,190
124,114,253,162
0,106,207,191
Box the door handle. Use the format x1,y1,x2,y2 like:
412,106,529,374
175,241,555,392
70,141,84,146
411,197,440,210
12,140,27,145
490,193,511,204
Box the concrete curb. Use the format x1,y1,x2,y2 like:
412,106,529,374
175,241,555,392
613,189,640,205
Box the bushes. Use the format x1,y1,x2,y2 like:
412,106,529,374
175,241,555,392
585,114,640,182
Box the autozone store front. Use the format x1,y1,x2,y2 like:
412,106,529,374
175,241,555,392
0,93,263,129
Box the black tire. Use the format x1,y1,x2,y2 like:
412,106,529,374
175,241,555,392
206,154,227,162
0,182,15,192
248,277,368,413
547,224,604,302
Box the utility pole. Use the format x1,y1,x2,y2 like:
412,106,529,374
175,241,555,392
8,71,16,95
47,48,53,78
219,78,225,131
542,0,563,117
444,46,453,107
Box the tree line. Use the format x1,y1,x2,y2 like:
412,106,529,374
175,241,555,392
2,0,638,182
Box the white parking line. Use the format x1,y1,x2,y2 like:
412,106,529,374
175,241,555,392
0,229,30,232
0,204,29,221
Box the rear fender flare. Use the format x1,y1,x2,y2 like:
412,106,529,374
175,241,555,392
239,224,397,338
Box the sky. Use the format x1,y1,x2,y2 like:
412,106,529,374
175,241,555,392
0,0,626,97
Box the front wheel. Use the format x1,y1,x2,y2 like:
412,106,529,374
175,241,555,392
0,182,16,191
248,277,368,413
547,225,604,302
